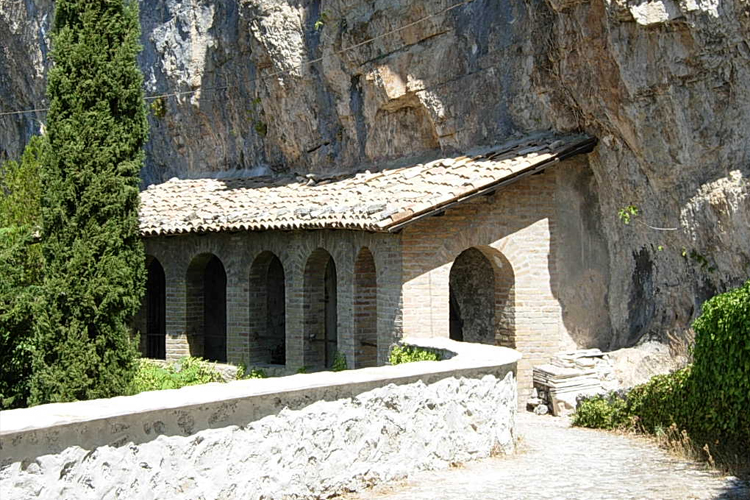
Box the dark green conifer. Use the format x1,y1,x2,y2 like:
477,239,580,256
30,0,148,404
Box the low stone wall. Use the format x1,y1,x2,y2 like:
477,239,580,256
0,339,520,500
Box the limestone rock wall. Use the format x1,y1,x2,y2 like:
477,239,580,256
1,0,749,349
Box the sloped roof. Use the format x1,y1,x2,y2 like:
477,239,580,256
139,133,596,236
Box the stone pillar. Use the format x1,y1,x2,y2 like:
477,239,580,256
336,251,355,369
285,261,305,369
226,267,249,366
376,241,403,366
164,259,189,361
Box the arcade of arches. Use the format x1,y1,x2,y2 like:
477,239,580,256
136,166,608,400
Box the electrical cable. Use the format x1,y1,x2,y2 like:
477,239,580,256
0,0,475,118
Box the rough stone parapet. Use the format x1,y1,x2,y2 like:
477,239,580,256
0,339,520,500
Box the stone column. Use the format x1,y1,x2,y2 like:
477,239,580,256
285,261,305,369
226,267,249,365
164,259,189,361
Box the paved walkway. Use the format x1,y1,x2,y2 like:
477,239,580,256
347,413,749,500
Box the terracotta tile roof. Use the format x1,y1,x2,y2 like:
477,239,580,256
139,133,596,236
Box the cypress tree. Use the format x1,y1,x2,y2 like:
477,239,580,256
31,0,148,404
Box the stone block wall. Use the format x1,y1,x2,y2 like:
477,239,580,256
0,340,520,500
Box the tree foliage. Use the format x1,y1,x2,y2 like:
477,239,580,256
0,135,44,229
30,0,148,404
0,136,45,409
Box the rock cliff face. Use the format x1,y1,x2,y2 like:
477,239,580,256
1,0,749,350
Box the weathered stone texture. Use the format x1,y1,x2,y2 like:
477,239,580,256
2,0,749,348
0,340,519,500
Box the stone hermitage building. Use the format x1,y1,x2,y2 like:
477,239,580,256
136,133,603,397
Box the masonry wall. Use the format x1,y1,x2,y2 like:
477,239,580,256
0,340,519,500
139,158,608,398
399,161,610,401
142,229,402,370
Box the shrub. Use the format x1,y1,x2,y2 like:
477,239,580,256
0,227,41,409
0,137,44,409
572,392,630,430
626,367,691,434
389,345,441,365
130,357,224,394
689,281,750,444
574,280,750,449
0,135,43,229
332,351,348,372
235,363,268,380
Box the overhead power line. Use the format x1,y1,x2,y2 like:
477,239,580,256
0,0,474,118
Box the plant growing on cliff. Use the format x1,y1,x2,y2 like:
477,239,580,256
617,205,639,225
149,96,167,119
313,11,329,31
30,0,149,404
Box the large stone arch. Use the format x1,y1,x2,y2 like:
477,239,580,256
186,253,227,363
144,256,167,359
249,251,286,365
448,246,515,347
354,247,378,368
304,248,337,369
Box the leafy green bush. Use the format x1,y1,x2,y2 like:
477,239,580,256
389,345,441,365
332,351,348,372
689,281,750,444
0,135,43,229
575,369,690,431
575,280,750,449
235,363,267,380
130,357,224,394
572,392,630,429
0,227,41,409
0,137,45,409
626,368,691,434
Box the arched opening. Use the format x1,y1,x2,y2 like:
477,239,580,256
249,252,286,365
354,247,377,368
186,253,227,363
145,257,166,359
449,247,515,347
304,248,337,369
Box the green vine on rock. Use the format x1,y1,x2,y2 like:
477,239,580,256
150,97,167,119
314,12,329,31
618,205,639,225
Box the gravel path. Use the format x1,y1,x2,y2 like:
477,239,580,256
346,413,749,500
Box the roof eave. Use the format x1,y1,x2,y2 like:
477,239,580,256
382,135,598,233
